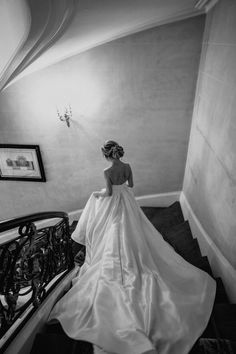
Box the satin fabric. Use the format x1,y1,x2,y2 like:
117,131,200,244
48,184,216,354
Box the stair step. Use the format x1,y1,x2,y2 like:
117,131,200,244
175,238,202,263
201,316,219,339
189,256,213,277
212,304,236,340
74,246,86,266
161,221,202,261
147,201,185,234
162,220,194,242
214,278,230,304
213,303,236,322
44,322,66,335
69,220,78,235
201,304,236,341
71,240,85,258
190,338,236,354
70,220,83,258
141,206,165,219
30,333,93,354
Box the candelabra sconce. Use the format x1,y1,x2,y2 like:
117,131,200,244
57,105,72,127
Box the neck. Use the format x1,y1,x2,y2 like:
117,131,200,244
111,158,120,165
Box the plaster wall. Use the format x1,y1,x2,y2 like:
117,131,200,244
183,0,236,268
0,16,204,220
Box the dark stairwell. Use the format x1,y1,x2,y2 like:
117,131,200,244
30,202,236,354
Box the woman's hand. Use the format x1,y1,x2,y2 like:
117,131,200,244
93,188,109,198
93,191,101,198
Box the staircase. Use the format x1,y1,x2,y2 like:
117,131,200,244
30,202,236,354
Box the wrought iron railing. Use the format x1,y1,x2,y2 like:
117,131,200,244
0,212,74,349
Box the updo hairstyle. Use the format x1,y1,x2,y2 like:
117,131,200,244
101,140,124,160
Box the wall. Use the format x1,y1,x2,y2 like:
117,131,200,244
183,0,236,270
0,16,205,220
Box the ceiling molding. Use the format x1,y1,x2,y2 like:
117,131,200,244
195,0,219,12
20,0,76,71
205,0,219,12
0,0,52,91
7,7,205,85
0,0,31,84
1,0,77,91
1,0,210,89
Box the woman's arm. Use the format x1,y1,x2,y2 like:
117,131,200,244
93,170,112,198
103,170,112,196
127,165,134,188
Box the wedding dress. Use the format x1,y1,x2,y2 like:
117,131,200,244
48,184,216,354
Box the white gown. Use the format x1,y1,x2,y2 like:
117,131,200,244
48,184,216,354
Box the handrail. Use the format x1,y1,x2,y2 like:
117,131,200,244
0,211,74,350
0,211,68,233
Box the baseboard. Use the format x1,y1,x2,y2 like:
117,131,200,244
180,192,236,302
135,191,181,207
68,191,181,222
69,208,84,222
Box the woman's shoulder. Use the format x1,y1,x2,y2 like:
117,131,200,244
104,166,112,174
122,162,131,169
103,162,131,171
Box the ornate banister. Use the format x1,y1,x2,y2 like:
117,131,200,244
0,211,74,349
0,211,68,233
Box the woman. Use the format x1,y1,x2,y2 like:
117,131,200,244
49,140,216,354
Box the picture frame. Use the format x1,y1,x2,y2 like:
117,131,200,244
0,144,46,182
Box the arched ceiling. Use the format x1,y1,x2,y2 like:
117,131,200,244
0,0,218,91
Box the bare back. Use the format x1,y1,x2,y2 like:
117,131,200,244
104,161,133,187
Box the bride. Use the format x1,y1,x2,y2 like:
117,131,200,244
48,140,216,354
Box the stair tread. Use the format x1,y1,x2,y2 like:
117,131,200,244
213,303,236,322
149,201,185,234
141,206,165,220
30,333,93,354
166,237,202,261
44,322,66,335
69,220,78,234
214,277,230,304
188,256,213,276
202,304,236,341
162,220,193,241
201,317,219,339
189,338,236,354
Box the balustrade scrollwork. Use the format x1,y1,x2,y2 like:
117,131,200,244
0,212,74,341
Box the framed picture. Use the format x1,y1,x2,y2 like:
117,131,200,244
0,144,46,182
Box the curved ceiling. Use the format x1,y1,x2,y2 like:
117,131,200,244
0,0,218,90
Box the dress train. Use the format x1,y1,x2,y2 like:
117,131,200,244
48,184,216,354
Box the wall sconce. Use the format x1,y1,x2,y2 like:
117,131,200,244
57,105,72,127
